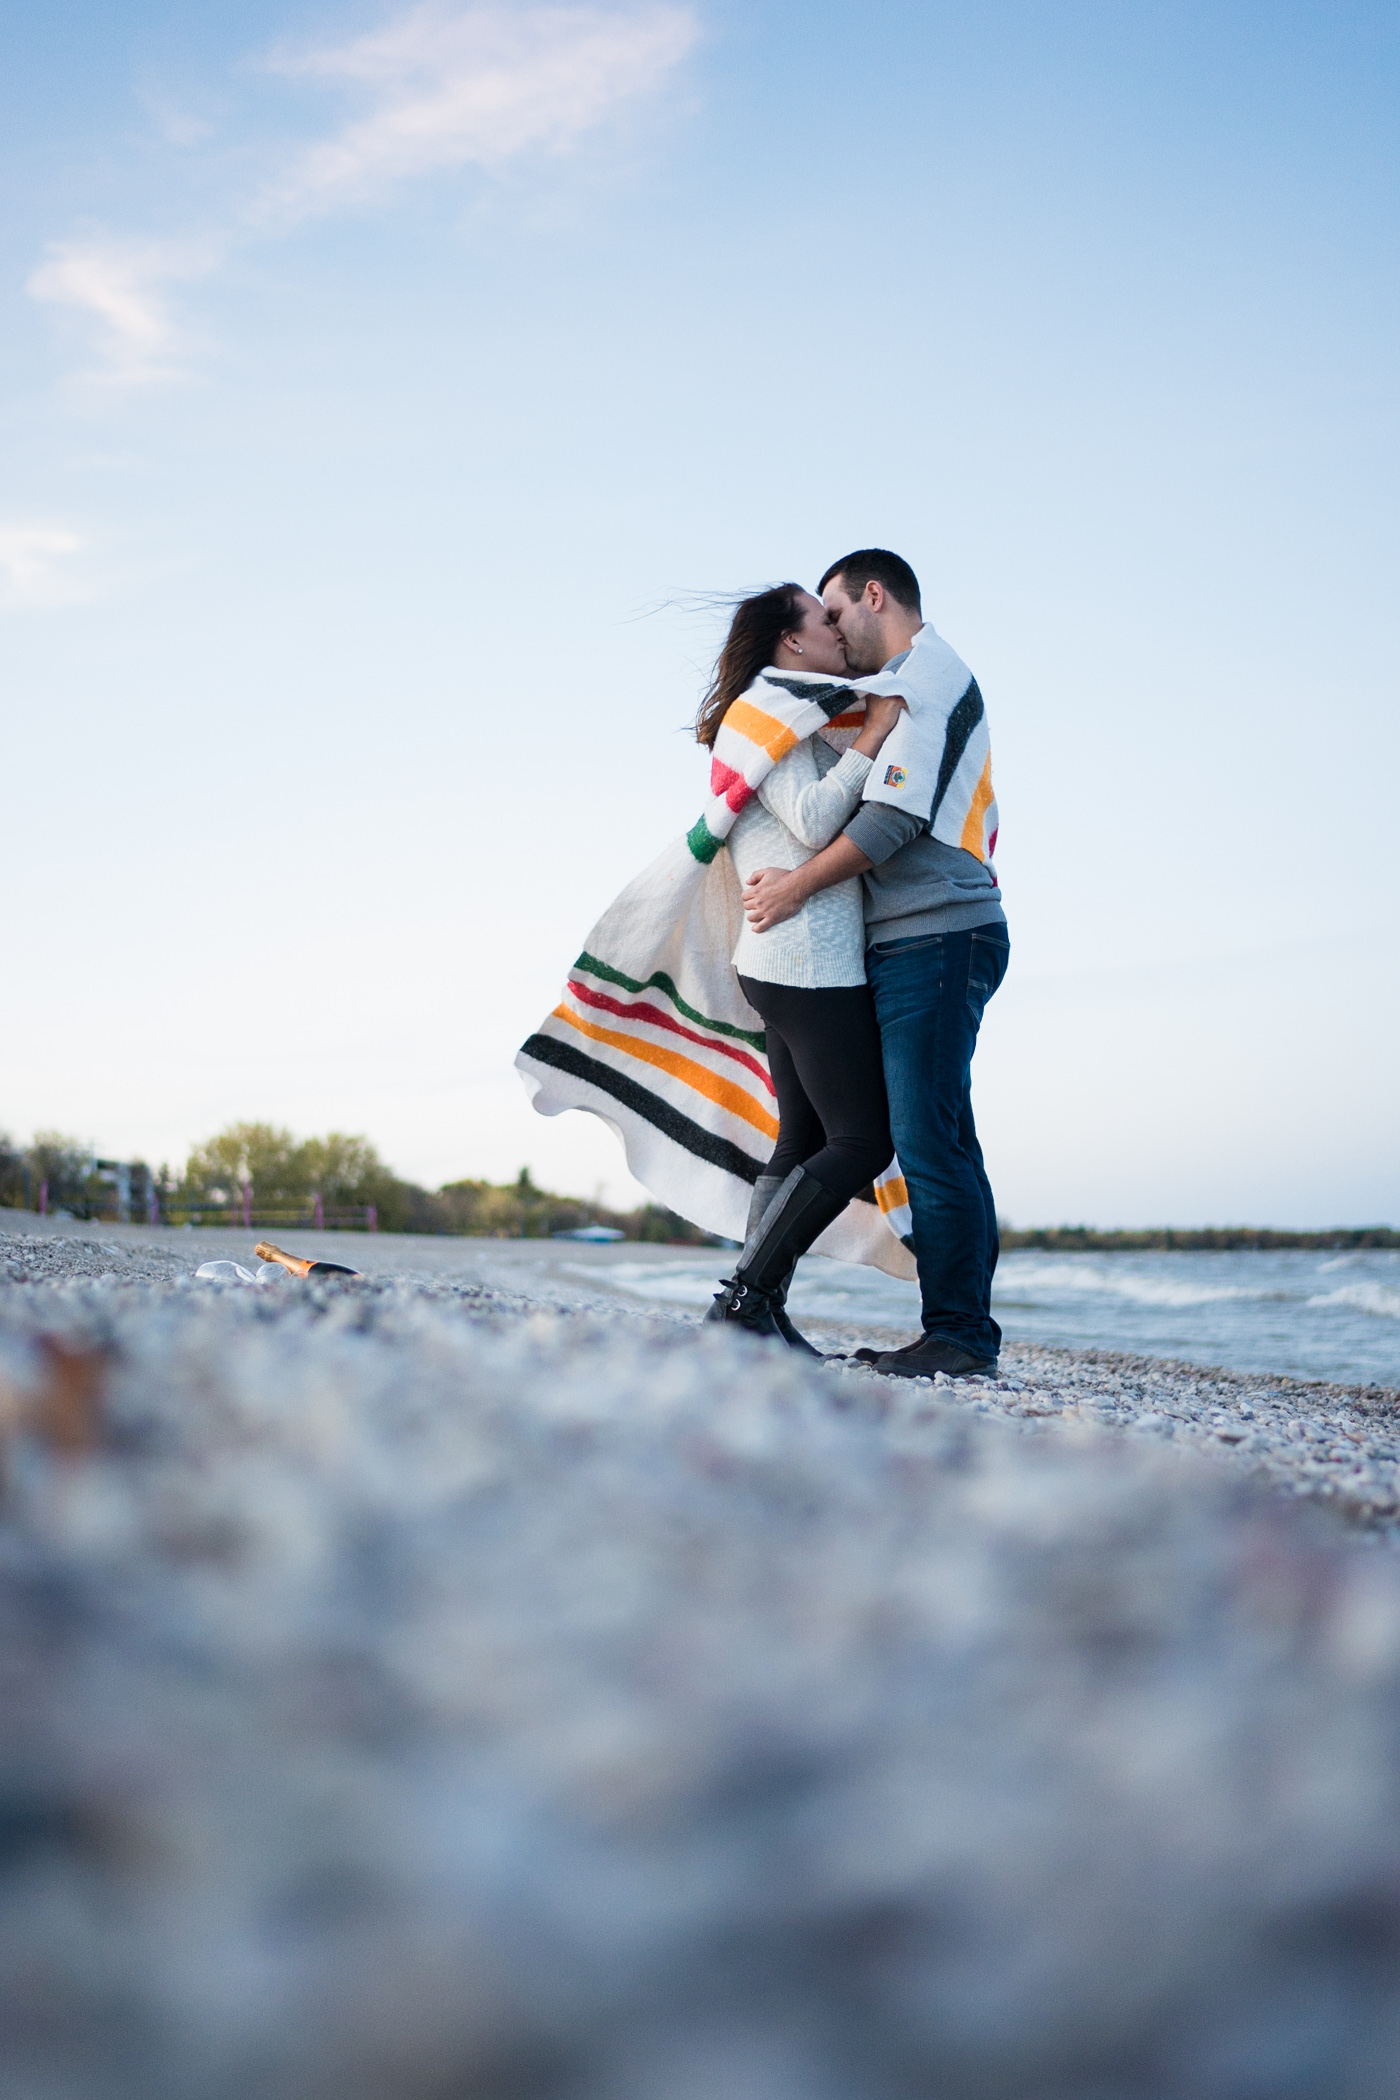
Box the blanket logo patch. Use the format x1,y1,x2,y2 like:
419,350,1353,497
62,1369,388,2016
883,764,907,788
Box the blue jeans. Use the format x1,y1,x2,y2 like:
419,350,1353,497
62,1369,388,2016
866,923,1009,1359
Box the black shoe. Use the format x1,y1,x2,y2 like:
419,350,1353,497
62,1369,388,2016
704,1167,846,1348
869,1334,998,1380
760,1227,830,1356
704,1274,786,1340
702,1175,792,1346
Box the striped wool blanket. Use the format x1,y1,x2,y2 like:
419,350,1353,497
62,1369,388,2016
516,635,997,1276
855,623,999,861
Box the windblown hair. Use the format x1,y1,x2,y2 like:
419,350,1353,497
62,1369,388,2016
695,583,806,748
817,547,922,615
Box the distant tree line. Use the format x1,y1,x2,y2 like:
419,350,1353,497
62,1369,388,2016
0,1123,719,1243
4,1124,1393,1248
0,1133,113,1219
999,1225,1400,1251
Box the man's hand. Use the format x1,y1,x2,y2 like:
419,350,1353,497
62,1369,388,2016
853,693,906,757
743,866,807,933
743,836,872,932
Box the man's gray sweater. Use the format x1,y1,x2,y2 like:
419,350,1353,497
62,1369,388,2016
843,804,1007,943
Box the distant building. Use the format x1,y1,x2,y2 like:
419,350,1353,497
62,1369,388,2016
94,1159,158,1225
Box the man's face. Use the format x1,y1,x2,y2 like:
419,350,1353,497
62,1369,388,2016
821,577,885,674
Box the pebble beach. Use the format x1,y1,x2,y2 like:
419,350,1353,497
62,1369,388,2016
3,1217,1400,2097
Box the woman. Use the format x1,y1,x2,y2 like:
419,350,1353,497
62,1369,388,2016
698,583,904,1353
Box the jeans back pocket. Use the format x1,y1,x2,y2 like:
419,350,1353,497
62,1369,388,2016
967,932,1009,1020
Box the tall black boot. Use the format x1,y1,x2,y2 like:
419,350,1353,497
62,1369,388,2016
740,1173,826,1358
704,1167,845,1347
731,1176,821,1358
743,1176,783,1247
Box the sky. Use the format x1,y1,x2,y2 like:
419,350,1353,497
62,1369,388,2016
2,0,1397,1227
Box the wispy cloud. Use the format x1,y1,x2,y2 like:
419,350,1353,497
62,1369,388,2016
258,3,699,223
0,525,83,607
29,4,698,384
139,92,217,149
27,237,219,385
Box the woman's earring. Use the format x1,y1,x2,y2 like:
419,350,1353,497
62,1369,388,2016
792,643,803,654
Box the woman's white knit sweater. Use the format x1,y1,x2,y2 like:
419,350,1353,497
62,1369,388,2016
727,740,873,988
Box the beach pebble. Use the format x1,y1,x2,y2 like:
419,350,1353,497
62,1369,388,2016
0,1228,1398,2096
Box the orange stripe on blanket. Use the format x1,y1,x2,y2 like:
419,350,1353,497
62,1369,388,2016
721,699,800,763
875,1176,909,1214
959,753,995,861
551,1005,780,1141
567,977,775,1095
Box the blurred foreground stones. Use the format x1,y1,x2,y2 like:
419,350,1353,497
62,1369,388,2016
1,1252,1399,2098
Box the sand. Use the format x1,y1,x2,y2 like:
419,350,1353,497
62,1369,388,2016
2,1218,1400,2097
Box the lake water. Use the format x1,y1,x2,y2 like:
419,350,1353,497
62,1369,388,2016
14,1212,1394,1391
568,1246,1400,1388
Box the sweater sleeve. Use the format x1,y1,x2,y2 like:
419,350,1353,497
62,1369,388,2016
844,801,925,866
756,745,873,850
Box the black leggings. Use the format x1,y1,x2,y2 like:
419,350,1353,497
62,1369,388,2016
737,976,893,1204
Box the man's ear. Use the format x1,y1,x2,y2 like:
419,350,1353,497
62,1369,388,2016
865,581,885,613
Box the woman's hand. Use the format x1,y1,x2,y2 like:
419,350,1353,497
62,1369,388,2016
744,867,807,932
743,837,872,930
853,694,906,757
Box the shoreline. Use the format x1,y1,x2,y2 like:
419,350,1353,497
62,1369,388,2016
1002,1225,1400,1251
10,1203,1398,1256
5,1223,1398,1541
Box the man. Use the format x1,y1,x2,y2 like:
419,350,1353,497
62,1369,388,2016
742,549,1008,1378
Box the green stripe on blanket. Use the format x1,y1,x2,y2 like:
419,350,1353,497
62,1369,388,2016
575,952,767,1052
686,816,723,865
518,694,922,1278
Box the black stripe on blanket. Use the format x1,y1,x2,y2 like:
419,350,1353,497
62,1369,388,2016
928,678,984,826
760,675,861,719
520,1035,763,1187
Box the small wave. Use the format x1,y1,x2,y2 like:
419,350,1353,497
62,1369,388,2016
996,1259,1247,1309
559,1260,718,1305
1307,1284,1400,1321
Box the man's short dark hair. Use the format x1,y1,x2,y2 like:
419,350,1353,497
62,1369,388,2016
817,548,922,615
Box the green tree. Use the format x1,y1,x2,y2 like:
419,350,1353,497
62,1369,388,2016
181,1123,307,1207
297,1132,408,1228
0,1131,26,1208
171,1124,726,1241
177,1122,408,1226
28,1132,102,1216
297,1133,383,1201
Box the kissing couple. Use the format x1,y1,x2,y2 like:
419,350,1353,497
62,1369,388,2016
518,548,1008,1378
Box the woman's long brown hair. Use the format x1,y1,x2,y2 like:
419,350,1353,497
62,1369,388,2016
695,583,806,748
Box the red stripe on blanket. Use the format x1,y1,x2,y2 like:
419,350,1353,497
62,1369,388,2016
566,978,776,1096
709,755,756,814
